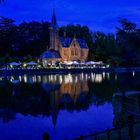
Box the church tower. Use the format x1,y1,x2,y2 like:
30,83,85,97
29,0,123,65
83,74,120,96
49,9,60,51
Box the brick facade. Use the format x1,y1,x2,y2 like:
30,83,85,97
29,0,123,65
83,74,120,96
59,38,89,62
42,10,89,64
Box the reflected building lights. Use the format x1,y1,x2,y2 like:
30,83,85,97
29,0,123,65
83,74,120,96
50,75,53,82
88,74,91,79
5,72,107,85
37,76,41,83
85,74,88,81
64,74,73,84
133,71,135,77
60,79,89,102
3,73,109,108
0,77,3,81
95,74,103,83
80,73,84,81
103,72,105,79
107,73,110,80
10,76,14,82
35,75,37,82
91,73,95,82
91,73,94,80
19,76,22,82
32,76,37,83
54,75,57,81
64,75,68,84
48,75,51,82
23,75,27,83
115,74,118,81
59,75,63,84
75,76,78,83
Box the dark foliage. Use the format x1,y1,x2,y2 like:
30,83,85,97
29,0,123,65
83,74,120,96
0,17,50,58
0,16,140,66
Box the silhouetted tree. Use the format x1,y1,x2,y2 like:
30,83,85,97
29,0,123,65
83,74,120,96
59,24,93,49
0,16,140,66
116,18,140,66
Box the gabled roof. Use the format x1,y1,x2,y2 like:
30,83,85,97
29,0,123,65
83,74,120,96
60,37,88,49
77,38,88,49
41,50,61,59
60,37,72,48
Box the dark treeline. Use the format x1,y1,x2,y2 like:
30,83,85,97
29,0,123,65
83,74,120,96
0,16,140,66
0,16,50,62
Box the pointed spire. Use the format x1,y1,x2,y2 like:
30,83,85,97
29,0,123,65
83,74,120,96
52,110,58,129
73,34,77,40
51,9,58,28
50,91,59,129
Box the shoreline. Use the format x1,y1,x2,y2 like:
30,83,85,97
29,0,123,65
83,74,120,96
0,67,140,75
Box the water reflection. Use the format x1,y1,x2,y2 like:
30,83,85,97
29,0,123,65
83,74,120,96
0,72,140,139
6,73,108,84
113,91,140,128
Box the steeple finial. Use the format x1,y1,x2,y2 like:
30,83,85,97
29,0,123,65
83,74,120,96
74,34,76,40
51,9,57,28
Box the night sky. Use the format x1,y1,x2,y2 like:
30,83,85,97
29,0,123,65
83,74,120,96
0,0,140,32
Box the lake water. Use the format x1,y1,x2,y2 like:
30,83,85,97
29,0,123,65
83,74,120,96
0,72,140,140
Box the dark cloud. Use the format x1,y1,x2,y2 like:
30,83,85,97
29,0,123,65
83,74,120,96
0,0,140,32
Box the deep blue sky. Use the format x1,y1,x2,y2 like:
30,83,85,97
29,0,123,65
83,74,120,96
0,0,140,32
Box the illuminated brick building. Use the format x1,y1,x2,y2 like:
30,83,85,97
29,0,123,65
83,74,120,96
41,10,89,66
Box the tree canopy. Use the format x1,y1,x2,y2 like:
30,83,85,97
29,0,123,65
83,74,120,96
0,16,140,66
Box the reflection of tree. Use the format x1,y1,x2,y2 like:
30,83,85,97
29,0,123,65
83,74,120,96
0,73,117,123
116,73,140,92
0,83,52,119
0,72,140,126
112,94,129,128
0,80,91,124
0,109,15,122
112,91,140,128
88,79,115,105
50,90,60,128
110,73,140,128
